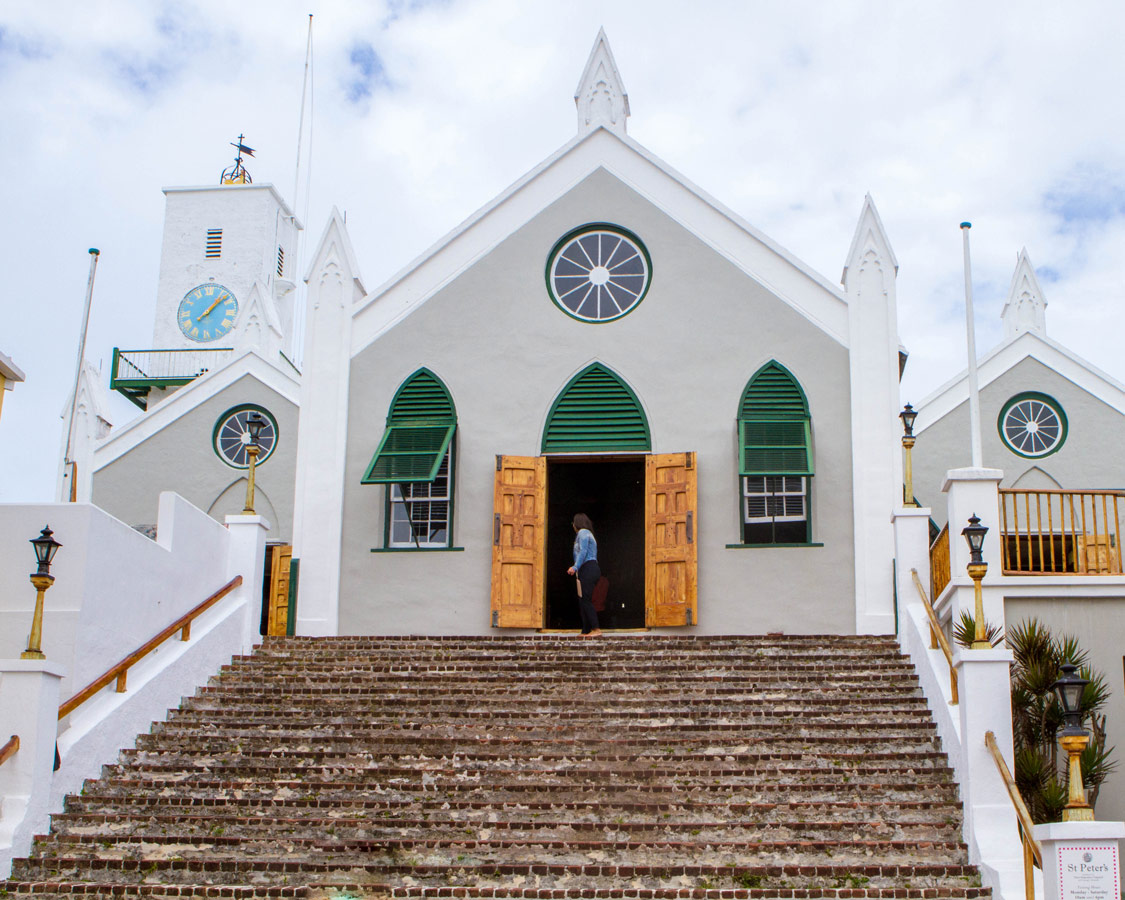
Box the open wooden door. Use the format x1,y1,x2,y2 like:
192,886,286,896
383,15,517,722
490,455,546,627
645,452,698,626
266,544,293,636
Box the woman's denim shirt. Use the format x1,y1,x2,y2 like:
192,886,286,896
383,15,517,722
573,528,598,569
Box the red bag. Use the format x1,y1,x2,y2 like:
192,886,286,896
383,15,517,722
591,576,610,613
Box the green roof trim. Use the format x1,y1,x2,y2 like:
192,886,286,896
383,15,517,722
363,368,457,484
362,422,455,483
542,363,651,453
738,361,812,475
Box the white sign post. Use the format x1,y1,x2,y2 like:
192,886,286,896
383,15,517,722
1035,822,1125,900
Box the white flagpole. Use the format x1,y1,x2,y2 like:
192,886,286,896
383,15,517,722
961,222,983,468
62,247,100,501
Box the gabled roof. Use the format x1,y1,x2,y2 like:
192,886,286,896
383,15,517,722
93,349,300,470
350,124,850,355
914,329,1125,433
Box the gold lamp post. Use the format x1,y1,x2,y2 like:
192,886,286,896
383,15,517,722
242,411,266,514
961,514,991,649
1053,663,1095,821
22,525,62,660
899,403,918,507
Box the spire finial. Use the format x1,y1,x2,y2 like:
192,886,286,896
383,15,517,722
1001,247,1048,339
574,28,630,136
221,135,256,185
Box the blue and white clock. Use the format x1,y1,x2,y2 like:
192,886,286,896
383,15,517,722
177,283,238,342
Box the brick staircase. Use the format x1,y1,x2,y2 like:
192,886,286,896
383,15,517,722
2,635,987,899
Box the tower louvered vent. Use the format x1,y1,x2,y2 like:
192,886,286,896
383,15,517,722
276,246,285,277
205,229,222,259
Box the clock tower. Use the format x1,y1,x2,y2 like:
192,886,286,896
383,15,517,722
153,180,302,359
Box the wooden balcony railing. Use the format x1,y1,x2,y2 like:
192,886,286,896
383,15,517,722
0,734,18,768
930,523,951,599
986,730,1041,900
999,489,1124,575
58,576,242,720
911,569,957,704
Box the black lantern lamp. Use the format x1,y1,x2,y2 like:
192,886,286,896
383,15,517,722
242,411,267,514
1052,662,1096,820
900,404,918,507
246,410,266,446
30,525,62,578
899,403,918,438
961,514,990,648
23,525,62,659
1052,663,1089,736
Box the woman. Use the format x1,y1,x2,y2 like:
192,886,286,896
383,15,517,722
567,513,602,637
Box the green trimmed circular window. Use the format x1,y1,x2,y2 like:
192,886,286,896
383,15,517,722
546,223,651,322
213,404,279,468
998,392,1067,458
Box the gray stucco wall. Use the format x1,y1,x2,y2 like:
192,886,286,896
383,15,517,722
1004,596,1125,823
93,374,298,542
338,167,856,635
915,357,1125,526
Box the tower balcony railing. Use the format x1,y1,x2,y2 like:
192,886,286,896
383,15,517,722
110,347,234,410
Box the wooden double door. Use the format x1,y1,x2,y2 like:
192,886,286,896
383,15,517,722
490,453,698,629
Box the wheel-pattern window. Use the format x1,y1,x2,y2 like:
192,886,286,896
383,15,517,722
213,405,278,468
999,393,1067,458
547,224,651,322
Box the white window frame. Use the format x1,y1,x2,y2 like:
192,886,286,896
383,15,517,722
387,449,452,548
742,475,807,524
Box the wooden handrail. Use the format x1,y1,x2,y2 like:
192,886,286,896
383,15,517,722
986,730,1042,900
58,576,242,720
0,734,18,767
911,568,958,704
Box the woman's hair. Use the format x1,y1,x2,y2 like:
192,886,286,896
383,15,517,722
572,513,594,533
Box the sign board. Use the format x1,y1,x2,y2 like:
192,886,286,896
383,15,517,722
1059,843,1120,900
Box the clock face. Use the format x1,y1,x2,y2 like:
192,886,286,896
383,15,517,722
178,283,238,342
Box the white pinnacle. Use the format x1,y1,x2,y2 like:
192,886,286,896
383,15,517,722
575,27,630,136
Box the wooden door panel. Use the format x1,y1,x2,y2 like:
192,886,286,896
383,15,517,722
267,544,293,636
491,455,546,628
645,453,698,627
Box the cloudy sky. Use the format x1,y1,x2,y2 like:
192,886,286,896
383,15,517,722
2,1,1124,502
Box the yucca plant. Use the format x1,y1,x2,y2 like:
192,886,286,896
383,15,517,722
1005,618,1115,821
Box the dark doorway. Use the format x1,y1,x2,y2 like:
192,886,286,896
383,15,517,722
546,458,645,629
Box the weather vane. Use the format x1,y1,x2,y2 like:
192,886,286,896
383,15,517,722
220,135,255,184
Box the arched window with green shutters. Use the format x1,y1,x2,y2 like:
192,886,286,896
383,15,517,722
737,361,813,545
363,368,457,548
542,363,651,453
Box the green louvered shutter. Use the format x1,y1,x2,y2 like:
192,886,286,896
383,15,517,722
362,369,457,484
738,362,813,476
542,363,651,453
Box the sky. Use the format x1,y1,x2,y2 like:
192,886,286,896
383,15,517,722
2,1,1124,502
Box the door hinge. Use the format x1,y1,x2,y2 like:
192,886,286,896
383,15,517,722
685,608,693,626
685,451,694,469
686,510,694,543
494,514,501,545
496,455,503,471
492,609,499,627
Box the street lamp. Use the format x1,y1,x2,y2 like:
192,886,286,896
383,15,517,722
242,411,266,515
1052,663,1095,821
961,513,990,649
900,404,918,507
22,525,62,659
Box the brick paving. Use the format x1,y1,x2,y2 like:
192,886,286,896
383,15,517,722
1,635,987,899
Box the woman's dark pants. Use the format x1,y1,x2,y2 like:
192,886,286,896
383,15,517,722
577,560,601,634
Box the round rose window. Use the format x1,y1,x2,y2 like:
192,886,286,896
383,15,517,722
547,224,651,322
999,393,1067,458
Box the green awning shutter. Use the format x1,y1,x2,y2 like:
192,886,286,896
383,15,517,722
740,419,813,476
738,361,812,476
363,368,456,484
362,422,455,483
542,363,651,453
